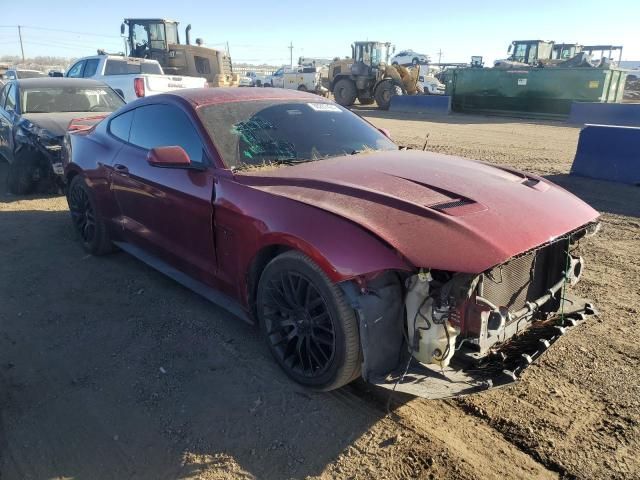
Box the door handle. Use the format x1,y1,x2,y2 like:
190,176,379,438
114,163,129,174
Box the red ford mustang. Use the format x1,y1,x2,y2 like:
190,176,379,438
63,88,599,399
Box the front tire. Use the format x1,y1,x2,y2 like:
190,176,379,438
67,175,114,255
257,251,361,391
332,78,357,106
375,80,403,110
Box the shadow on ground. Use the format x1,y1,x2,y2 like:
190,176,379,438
546,174,640,218
0,207,410,480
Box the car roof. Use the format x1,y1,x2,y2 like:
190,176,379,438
13,78,108,88
169,87,332,107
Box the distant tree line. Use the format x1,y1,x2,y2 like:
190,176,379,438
0,55,73,68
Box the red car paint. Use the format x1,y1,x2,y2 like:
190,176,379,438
64,88,599,317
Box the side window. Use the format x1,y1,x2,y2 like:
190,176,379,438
0,85,8,109
67,61,85,78
5,85,16,112
129,104,204,163
108,110,134,141
83,59,99,78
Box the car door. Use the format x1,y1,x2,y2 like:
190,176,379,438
108,103,217,284
272,68,284,88
0,83,18,162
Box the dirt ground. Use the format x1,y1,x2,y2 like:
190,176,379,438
1,111,638,480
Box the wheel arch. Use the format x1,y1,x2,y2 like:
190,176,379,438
244,224,411,320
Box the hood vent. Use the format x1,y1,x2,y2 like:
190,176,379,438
432,198,474,210
431,198,487,216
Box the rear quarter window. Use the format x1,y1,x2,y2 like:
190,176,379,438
104,60,162,75
109,110,134,141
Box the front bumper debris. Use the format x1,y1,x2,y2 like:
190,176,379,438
370,292,596,399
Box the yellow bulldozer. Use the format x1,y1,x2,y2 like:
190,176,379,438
121,18,236,87
328,41,422,110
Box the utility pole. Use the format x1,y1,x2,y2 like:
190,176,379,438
17,25,25,62
288,41,293,67
437,49,443,65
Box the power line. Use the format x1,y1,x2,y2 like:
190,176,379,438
0,24,121,39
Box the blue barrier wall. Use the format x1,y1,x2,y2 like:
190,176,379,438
389,95,451,114
568,102,640,127
570,125,640,185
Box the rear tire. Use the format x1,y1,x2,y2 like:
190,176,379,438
297,84,308,91
67,175,114,255
257,251,361,391
7,151,38,195
332,78,357,106
375,80,403,110
412,57,419,66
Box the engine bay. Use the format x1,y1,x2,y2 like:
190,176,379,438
343,222,599,399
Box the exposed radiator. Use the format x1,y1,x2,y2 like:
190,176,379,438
481,241,565,312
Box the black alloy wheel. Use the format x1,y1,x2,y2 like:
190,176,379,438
67,175,114,255
263,270,336,377
68,180,96,245
257,251,361,390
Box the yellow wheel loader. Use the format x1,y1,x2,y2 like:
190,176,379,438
328,41,422,110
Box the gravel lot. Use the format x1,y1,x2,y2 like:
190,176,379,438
1,111,638,480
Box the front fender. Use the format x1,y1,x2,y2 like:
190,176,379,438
214,175,412,304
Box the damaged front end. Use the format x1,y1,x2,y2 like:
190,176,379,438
14,115,106,192
342,222,599,399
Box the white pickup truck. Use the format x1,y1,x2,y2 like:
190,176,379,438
65,55,207,102
264,66,327,95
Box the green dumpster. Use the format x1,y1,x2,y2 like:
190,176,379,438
444,67,627,118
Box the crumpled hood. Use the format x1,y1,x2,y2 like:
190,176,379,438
20,112,104,137
236,150,599,273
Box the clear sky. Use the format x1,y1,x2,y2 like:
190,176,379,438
1,0,638,65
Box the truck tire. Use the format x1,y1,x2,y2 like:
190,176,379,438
412,57,419,65
358,96,375,105
7,150,38,195
333,79,357,106
297,84,308,91
375,80,403,110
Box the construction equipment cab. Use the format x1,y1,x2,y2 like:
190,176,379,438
328,41,421,110
121,18,235,86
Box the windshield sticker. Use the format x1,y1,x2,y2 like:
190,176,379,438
307,103,341,112
286,109,303,115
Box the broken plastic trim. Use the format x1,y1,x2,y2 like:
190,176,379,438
369,292,596,399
